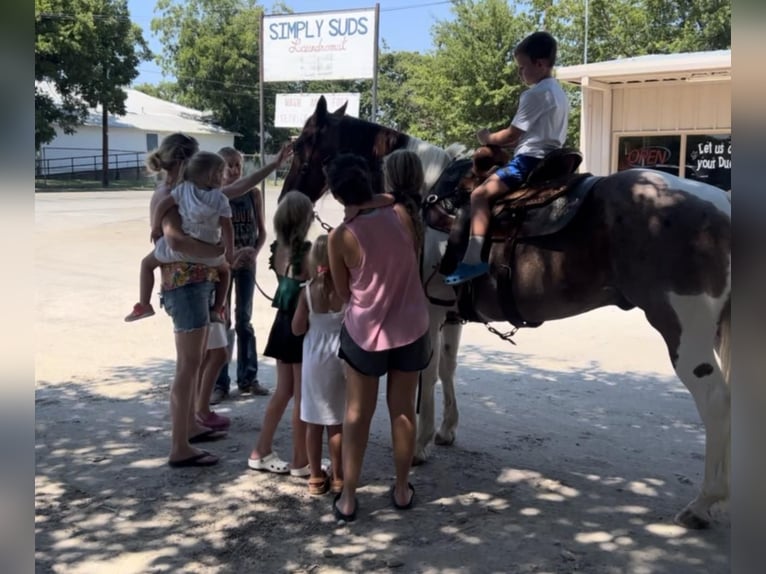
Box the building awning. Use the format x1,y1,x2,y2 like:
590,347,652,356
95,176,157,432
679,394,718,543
556,49,731,86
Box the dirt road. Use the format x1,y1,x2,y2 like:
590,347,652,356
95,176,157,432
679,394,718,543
35,188,728,573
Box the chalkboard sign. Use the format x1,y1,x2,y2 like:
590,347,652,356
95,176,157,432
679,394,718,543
685,134,731,191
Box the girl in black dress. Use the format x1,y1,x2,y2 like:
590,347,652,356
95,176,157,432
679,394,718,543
247,191,314,475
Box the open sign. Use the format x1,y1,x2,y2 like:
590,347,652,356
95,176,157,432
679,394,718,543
626,146,672,166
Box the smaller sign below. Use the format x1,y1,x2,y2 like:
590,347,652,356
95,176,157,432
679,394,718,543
274,92,361,128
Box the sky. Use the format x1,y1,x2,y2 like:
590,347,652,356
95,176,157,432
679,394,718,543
127,0,455,85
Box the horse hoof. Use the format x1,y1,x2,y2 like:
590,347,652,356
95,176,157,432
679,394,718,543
674,507,711,530
412,454,427,466
434,432,455,446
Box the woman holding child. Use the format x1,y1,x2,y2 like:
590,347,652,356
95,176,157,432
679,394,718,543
136,133,291,467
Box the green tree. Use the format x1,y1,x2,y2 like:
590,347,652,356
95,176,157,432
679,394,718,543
35,0,150,182
153,0,286,153
414,0,534,146
133,81,183,103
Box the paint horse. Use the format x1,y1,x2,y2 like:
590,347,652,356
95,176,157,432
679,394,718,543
281,96,731,529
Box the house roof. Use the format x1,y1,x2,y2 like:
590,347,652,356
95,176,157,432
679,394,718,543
556,49,731,86
36,81,236,136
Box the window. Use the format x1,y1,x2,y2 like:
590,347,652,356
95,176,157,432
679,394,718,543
685,134,731,191
616,133,731,191
616,135,681,176
146,133,159,152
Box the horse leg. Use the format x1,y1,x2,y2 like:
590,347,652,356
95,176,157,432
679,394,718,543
647,294,731,529
435,314,462,446
414,305,445,464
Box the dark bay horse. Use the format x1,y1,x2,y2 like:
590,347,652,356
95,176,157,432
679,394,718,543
281,96,731,529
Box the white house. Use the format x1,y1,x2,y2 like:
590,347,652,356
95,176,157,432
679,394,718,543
37,82,236,177
556,50,731,190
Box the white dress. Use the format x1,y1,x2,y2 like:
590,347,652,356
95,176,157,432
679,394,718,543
300,280,346,426
154,181,232,267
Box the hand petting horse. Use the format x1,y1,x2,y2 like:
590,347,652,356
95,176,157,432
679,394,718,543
281,96,731,530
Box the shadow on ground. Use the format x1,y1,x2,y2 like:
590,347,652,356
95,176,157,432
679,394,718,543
35,347,729,573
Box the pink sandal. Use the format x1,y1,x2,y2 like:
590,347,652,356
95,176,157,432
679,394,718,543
125,303,155,322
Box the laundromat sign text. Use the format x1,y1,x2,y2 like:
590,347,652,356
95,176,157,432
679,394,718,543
263,9,376,82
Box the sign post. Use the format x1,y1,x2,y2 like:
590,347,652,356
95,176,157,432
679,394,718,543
259,5,380,206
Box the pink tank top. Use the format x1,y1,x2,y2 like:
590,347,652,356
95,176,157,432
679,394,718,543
343,206,429,352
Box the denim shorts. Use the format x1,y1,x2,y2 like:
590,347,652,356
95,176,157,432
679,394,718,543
338,325,432,378
161,281,214,332
494,154,542,187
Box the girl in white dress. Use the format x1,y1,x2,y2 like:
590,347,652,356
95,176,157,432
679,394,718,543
292,235,346,495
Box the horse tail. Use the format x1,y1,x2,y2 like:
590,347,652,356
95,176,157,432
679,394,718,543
717,294,731,385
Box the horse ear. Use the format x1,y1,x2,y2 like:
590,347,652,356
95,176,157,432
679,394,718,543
332,101,348,116
314,96,328,124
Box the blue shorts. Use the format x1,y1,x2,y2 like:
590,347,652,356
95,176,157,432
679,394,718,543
494,154,542,188
161,281,214,333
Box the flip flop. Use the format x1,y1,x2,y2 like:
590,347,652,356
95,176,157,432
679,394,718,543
332,493,357,523
390,482,415,510
168,450,219,468
189,429,228,444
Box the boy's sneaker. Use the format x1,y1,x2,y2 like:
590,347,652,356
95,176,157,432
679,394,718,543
210,388,228,405
125,303,155,322
443,262,490,286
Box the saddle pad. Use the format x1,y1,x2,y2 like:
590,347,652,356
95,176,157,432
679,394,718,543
516,174,601,240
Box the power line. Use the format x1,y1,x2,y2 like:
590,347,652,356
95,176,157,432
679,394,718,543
38,1,453,22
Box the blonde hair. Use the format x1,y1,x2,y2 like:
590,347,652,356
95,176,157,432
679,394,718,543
308,235,336,305
218,146,242,164
183,151,226,190
385,149,425,197
145,133,198,184
274,190,314,261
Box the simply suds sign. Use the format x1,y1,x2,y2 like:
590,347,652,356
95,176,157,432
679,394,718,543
263,8,377,82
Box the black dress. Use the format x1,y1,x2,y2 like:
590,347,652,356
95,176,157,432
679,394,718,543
263,241,310,364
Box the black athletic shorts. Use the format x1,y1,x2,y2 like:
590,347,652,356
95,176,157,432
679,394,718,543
338,324,432,378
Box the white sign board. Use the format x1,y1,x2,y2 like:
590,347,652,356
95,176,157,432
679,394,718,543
274,93,361,128
263,9,376,82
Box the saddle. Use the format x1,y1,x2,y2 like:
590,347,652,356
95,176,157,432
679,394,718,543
422,146,595,327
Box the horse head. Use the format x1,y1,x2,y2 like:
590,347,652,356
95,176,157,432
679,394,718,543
279,96,349,204
280,96,410,204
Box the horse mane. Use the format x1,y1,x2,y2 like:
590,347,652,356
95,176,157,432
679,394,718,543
333,115,455,196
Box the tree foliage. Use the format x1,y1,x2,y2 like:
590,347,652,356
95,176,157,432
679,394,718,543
147,0,729,152
152,0,288,153
35,0,150,150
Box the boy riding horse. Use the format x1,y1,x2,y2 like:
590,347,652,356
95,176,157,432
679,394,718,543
444,31,570,285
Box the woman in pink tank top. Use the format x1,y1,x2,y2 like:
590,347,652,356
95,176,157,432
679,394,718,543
327,152,431,522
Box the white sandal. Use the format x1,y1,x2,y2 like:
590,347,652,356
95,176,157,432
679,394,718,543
289,458,331,478
247,452,289,474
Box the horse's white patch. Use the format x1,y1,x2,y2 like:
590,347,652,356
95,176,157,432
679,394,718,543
629,169,731,218
667,289,730,517
403,137,453,193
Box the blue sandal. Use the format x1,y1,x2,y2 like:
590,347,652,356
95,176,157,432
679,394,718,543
443,262,490,285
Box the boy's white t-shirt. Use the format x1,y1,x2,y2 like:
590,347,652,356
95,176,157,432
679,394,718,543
153,181,232,266
511,77,570,158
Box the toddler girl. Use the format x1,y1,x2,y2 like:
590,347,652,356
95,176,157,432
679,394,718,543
292,235,345,495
